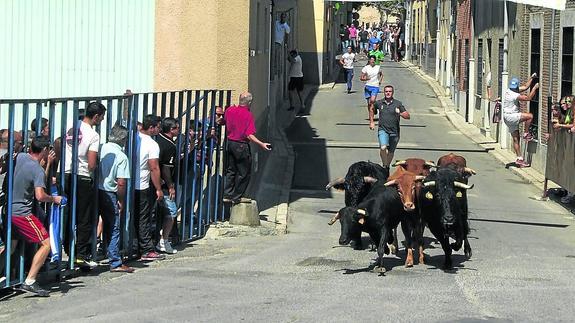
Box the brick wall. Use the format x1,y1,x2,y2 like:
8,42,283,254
456,0,471,91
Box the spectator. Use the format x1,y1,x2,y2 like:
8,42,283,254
502,74,539,167
287,50,305,114
11,137,64,296
358,27,370,55
369,31,380,51
275,13,290,47
156,117,180,255
340,46,356,94
218,92,271,205
360,56,383,116
64,101,106,269
134,114,165,261
98,125,134,273
395,18,405,61
389,27,397,61
348,24,358,52
553,96,574,131
340,24,349,52
30,118,49,139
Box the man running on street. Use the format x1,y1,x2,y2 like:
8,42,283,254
369,85,410,167
340,46,356,94
361,56,383,115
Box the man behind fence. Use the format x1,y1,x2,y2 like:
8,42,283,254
218,92,272,205
135,115,165,261
12,137,64,296
98,125,134,273
64,101,106,269
156,117,180,255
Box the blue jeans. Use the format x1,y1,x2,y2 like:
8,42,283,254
98,190,122,269
341,40,349,52
344,68,354,91
378,130,400,153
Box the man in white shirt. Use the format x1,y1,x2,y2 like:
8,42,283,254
502,74,539,167
288,50,305,114
135,115,165,261
340,46,356,94
275,13,290,46
360,56,383,116
64,101,105,269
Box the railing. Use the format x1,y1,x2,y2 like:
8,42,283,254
544,128,575,195
0,89,232,289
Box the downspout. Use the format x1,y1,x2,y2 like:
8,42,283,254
268,1,273,137
543,9,556,198
500,0,510,149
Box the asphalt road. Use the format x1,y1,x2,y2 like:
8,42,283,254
2,58,575,322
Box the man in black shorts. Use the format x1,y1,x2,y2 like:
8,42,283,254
288,50,305,114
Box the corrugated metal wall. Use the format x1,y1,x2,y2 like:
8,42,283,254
0,0,155,101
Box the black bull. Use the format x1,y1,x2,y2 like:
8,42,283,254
420,167,474,269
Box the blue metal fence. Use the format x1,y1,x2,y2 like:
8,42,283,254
0,89,232,289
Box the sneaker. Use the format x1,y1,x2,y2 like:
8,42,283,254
523,132,534,141
75,258,98,270
515,159,530,168
19,281,49,297
222,197,233,203
140,251,166,261
110,264,135,273
156,239,177,254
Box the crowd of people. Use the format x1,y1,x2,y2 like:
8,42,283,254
339,19,404,62
0,101,230,296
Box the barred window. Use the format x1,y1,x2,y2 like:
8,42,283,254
529,28,541,127
561,27,574,98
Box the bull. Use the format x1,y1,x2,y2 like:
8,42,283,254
329,182,416,271
437,153,476,182
393,158,435,176
419,167,474,269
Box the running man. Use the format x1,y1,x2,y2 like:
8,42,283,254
369,85,410,167
360,56,383,115
340,46,356,94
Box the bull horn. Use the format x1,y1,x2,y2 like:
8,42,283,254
328,212,341,225
393,160,407,166
384,179,397,186
363,176,378,183
423,181,436,187
415,175,426,181
454,181,474,190
356,208,367,216
425,161,436,167
325,177,345,190
464,167,476,175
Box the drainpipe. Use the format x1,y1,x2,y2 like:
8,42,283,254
267,1,274,138
500,0,510,149
543,9,556,198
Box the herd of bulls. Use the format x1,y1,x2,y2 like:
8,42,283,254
325,153,476,272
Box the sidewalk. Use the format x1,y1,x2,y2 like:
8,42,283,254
400,60,560,198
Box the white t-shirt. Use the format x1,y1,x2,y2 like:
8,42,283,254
289,55,303,77
275,21,290,44
65,121,100,177
361,64,381,87
135,132,160,190
342,53,356,69
502,88,521,114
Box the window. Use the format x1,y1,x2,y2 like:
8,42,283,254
477,39,483,96
498,39,504,97
562,27,574,98
464,39,470,90
530,28,541,127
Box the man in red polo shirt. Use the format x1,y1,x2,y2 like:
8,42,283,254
218,92,271,204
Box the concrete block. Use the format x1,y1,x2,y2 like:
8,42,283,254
229,200,260,227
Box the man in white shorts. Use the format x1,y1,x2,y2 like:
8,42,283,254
502,74,539,167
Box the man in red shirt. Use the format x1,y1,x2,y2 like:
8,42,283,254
217,92,271,204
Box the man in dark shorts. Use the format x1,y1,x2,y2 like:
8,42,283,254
11,137,64,296
288,50,305,114
369,85,410,167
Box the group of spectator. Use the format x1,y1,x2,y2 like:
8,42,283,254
0,102,214,296
340,19,404,62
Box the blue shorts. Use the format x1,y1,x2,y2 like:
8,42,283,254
378,130,400,153
364,85,379,99
162,187,182,219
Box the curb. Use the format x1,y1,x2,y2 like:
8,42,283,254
401,60,558,194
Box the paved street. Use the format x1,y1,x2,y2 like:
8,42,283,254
2,58,575,322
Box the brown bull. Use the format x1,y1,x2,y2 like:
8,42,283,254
384,167,425,211
393,158,435,176
437,153,476,178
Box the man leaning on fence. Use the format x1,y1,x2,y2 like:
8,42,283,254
98,125,134,273
218,92,271,205
12,137,64,296
134,115,165,261
64,101,106,269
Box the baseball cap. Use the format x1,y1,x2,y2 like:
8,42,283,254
509,78,520,89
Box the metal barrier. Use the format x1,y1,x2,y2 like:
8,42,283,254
0,89,232,289
544,128,575,194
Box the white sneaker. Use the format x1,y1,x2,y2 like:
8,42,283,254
156,239,177,254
